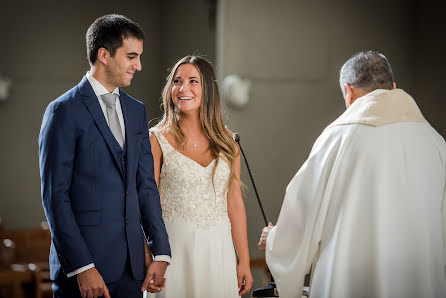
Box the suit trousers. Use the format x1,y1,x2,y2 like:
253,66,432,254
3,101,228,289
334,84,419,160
52,254,143,298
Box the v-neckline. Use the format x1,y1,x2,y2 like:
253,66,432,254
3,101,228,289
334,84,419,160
160,132,215,168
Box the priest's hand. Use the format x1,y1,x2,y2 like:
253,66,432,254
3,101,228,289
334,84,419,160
258,222,274,252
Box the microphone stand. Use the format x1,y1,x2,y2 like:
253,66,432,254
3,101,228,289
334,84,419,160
233,133,278,297
233,133,268,226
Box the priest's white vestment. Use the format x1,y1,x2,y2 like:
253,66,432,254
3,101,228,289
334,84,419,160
266,89,446,298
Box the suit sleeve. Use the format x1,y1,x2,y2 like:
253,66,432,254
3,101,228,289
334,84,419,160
39,101,94,274
136,106,171,257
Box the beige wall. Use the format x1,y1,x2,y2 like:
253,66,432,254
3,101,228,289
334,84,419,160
0,0,215,228
217,0,445,294
217,2,445,293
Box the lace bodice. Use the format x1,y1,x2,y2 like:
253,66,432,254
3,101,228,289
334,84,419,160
151,128,231,228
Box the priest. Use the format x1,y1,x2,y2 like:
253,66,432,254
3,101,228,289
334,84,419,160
258,50,446,297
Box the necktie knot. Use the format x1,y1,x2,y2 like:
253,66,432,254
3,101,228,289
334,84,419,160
102,93,118,107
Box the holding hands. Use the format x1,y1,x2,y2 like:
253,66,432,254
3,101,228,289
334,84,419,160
142,261,168,293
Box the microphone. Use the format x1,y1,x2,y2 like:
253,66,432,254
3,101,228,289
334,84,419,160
233,133,267,225
233,132,240,142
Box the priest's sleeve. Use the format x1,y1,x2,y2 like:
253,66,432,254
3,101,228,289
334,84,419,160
265,127,350,298
442,185,446,276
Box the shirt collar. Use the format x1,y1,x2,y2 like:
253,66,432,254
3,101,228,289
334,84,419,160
86,72,120,98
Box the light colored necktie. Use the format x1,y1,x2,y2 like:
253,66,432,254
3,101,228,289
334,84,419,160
102,93,124,148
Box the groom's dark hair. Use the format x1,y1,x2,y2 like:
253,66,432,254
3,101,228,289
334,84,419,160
86,14,145,66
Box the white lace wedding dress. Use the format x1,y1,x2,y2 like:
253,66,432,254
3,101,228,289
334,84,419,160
149,128,239,298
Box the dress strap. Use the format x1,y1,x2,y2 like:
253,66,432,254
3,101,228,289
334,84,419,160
149,127,175,155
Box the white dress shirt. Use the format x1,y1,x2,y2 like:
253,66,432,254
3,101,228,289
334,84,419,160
67,73,170,278
86,72,126,141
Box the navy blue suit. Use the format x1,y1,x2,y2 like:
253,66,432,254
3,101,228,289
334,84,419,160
38,76,171,287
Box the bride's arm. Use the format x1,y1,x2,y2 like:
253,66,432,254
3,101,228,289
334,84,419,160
141,132,167,293
227,145,254,295
149,132,163,186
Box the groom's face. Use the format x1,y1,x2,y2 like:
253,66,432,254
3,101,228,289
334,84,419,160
105,37,143,88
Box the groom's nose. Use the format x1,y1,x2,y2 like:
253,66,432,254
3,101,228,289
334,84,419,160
134,57,142,71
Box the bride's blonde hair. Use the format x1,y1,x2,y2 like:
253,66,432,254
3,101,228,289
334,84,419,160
155,56,238,190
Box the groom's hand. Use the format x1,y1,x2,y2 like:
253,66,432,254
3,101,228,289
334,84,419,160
77,267,110,298
141,261,168,293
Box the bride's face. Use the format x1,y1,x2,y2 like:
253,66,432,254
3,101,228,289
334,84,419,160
171,63,202,115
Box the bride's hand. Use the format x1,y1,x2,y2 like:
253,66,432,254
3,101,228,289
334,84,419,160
237,262,253,295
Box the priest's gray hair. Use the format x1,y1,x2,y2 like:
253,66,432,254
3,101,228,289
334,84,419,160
339,50,394,96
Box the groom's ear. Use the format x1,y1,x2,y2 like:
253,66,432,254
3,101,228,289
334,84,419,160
97,47,109,65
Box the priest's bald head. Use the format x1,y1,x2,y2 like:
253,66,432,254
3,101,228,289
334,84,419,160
339,50,396,108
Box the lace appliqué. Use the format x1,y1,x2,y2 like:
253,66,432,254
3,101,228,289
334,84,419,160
152,128,231,229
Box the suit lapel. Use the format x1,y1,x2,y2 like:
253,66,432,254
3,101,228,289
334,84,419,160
78,76,125,179
119,91,134,183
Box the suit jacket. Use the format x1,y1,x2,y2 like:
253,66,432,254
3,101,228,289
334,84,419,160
39,76,171,283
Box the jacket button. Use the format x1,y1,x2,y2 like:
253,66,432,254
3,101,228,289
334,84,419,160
126,219,129,225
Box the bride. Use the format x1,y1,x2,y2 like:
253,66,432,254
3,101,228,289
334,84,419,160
146,55,253,297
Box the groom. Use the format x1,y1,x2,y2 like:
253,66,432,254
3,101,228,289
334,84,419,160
39,14,171,297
